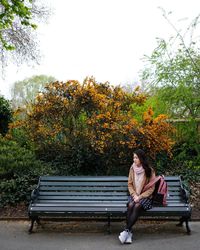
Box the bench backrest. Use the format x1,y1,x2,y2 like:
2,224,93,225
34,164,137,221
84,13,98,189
37,176,128,203
164,176,186,204
36,175,186,205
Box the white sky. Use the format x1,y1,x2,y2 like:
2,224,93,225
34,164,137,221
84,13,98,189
1,0,200,99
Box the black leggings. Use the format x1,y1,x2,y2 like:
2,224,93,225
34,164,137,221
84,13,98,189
126,202,143,231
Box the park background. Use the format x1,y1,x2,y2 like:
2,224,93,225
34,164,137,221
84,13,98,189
0,0,199,218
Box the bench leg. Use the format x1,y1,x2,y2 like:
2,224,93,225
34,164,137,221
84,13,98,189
185,218,191,234
176,216,191,234
107,215,111,234
28,216,38,233
36,217,41,226
176,217,185,227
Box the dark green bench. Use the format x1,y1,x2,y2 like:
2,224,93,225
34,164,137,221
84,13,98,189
28,176,191,234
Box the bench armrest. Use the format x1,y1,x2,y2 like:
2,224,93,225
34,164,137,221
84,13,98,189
181,187,189,203
180,176,190,203
30,188,39,202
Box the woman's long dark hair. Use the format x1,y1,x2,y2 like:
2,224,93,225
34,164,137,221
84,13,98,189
134,149,152,178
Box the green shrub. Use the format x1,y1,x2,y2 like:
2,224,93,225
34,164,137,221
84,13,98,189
0,95,12,136
0,137,54,207
153,140,200,183
169,141,200,182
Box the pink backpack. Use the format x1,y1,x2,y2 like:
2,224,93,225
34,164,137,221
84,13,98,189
153,175,168,206
142,175,168,206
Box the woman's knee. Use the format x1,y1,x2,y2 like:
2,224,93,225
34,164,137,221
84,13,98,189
127,202,134,210
134,203,142,210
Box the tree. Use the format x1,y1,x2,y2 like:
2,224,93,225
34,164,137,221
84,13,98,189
0,0,50,69
11,74,56,109
0,94,12,136
141,12,200,119
140,11,200,176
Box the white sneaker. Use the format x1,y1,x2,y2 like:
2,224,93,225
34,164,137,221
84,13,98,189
125,231,133,244
118,230,129,244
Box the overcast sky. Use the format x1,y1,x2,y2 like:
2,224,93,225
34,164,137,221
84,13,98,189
1,0,200,99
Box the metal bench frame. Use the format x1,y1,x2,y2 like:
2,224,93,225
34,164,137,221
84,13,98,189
28,176,192,234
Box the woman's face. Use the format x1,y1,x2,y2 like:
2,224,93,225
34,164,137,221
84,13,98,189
133,153,141,166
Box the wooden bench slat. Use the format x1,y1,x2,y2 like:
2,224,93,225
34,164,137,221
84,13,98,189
168,192,182,196
163,176,180,181
38,191,127,196
37,196,128,200
30,208,126,212
40,176,128,181
35,200,184,205
40,176,180,181
30,206,190,214
31,203,189,208
39,181,181,187
35,200,127,204
38,189,181,195
143,206,191,212
166,182,181,186
36,196,183,201
39,181,128,186
167,187,181,191
31,203,127,207
39,186,128,191
37,197,183,203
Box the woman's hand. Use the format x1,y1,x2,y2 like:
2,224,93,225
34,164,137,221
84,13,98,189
133,195,140,203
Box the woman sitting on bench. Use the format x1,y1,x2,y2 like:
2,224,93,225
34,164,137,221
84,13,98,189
119,149,156,244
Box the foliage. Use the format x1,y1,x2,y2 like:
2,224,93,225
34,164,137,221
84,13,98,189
155,140,200,183
141,13,200,119
0,0,36,50
171,141,200,182
10,78,174,175
0,136,54,206
0,0,50,69
11,74,56,109
0,95,12,136
140,12,200,183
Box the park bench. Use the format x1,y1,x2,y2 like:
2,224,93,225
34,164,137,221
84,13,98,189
28,175,192,234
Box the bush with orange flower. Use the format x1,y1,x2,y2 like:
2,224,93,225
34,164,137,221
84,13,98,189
10,77,174,175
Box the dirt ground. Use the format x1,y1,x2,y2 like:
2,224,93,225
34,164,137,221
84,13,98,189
190,182,200,220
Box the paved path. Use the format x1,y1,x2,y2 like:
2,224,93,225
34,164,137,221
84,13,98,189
0,220,199,250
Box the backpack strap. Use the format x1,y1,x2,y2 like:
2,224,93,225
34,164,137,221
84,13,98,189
142,176,161,192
